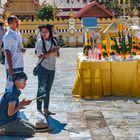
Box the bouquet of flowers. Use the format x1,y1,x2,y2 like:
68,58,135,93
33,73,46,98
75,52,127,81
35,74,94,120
107,49,116,56
83,39,92,56
101,49,108,58
110,31,133,58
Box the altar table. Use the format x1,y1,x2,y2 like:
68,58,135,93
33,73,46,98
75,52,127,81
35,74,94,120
72,55,140,99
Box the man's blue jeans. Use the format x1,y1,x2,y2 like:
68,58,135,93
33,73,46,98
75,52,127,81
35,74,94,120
37,65,55,111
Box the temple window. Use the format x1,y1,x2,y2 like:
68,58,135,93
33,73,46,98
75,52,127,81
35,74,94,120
83,0,87,3
67,0,70,3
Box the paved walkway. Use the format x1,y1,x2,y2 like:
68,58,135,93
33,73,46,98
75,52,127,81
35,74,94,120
0,48,140,140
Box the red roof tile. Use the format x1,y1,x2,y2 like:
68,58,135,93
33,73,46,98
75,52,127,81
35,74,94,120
75,1,114,18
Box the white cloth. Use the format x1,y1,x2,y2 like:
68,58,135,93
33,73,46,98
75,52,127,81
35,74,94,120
35,39,56,71
78,52,140,62
2,29,24,69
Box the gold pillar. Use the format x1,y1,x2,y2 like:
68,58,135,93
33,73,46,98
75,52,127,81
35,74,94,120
123,0,126,16
118,0,121,5
118,0,130,16
52,0,58,20
127,0,131,16
105,34,111,49
4,10,11,30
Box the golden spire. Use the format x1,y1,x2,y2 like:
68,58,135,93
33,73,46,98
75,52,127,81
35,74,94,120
52,0,58,19
123,0,126,4
118,0,121,5
127,0,131,16
128,0,131,4
4,4,11,20
132,6,139,17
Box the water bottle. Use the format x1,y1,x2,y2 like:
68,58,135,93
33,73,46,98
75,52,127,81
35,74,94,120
88,49,92,59
94,48,98,60
92,49,96,60
98,49,102,60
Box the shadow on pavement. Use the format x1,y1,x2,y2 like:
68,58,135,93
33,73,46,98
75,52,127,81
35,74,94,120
82,96,140,103
0,135,33,140
47,116,67,134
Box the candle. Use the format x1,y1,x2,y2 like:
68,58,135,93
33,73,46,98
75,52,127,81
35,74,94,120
86,32,90,39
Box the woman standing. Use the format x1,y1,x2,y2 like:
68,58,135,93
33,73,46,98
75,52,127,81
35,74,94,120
35,24,59,117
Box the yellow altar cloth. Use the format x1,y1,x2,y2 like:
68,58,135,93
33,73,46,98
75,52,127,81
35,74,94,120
72,57,140,99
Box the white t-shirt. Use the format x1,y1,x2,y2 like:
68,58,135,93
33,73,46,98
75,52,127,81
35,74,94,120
35,39,56,71
3,29,24,69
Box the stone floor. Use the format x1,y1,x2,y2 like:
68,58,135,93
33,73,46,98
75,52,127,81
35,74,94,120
0,48,140,140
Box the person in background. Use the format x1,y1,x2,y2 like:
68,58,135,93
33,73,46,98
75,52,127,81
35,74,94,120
35,24,60,117
0,72,35,136
2,15,26,92
51,25,58,41
27,36,36,48
0,22,5,63
57,35,65,47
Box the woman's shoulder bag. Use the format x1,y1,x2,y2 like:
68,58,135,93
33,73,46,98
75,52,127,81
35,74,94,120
33,37,53,76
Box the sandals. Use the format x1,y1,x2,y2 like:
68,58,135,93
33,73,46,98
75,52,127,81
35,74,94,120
44,111,56,117
0,128,5,135
38,109,56,117
48,111,56,115
35,127,53,133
